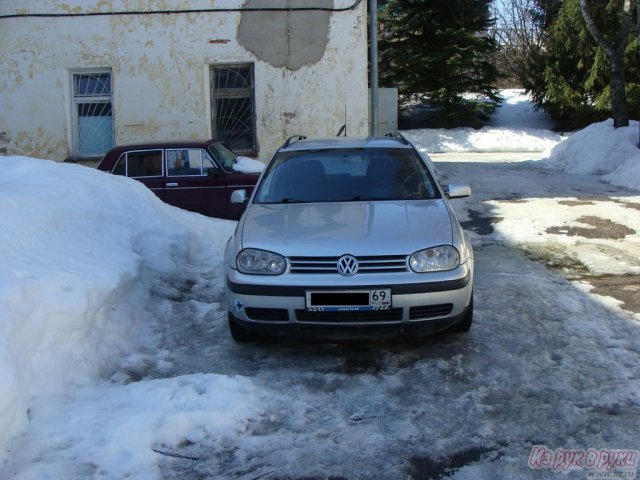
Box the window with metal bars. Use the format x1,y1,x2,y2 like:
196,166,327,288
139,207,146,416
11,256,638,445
71,71,114,158
210,64,257,156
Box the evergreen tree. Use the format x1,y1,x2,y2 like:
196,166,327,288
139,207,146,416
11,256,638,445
379,0,502,127
538,0,601,121
529,0,639,129
579,0,634,127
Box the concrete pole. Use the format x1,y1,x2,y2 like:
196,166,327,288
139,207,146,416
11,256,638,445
369,0,378,136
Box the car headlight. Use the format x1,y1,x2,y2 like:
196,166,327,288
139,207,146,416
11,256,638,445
237,248,286,275
409,246,460,272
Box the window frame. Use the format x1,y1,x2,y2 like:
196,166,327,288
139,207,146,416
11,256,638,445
208,142,237,173
70,69,115,159
112,149,164,178
210,63,258,157
165,148,220,177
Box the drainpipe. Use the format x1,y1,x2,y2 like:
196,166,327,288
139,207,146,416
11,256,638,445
369,0,378,137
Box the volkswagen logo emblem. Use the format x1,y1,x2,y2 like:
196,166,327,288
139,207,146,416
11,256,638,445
337,255,359,276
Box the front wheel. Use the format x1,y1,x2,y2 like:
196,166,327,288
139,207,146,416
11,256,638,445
228,312,260,343
447,294,473,333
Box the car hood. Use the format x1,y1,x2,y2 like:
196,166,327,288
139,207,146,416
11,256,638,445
240,201,453,256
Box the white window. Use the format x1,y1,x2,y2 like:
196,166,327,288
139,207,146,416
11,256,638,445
71,71,114,158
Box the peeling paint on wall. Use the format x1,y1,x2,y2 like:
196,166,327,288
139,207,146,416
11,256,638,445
237,0,332,71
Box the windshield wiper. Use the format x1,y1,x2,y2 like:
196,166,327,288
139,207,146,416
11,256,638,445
351,195,391,201
280,198,308,203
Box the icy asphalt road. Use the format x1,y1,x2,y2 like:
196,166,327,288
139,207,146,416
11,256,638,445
152,154,640,479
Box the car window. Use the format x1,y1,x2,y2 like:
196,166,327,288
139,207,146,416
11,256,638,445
255,148,441,204
166,149,217,176
112,150,163,178
208,143,236,172
112,153,126,176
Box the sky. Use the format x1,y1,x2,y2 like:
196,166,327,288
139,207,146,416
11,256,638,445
0,89,639,479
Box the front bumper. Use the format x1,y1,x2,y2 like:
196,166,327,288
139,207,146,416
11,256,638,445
225,264,473,339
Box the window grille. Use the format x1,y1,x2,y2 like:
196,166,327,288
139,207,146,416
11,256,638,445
72,71,114,157
210,64,257,156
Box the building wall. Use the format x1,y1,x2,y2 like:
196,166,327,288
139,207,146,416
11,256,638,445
0,0,368,162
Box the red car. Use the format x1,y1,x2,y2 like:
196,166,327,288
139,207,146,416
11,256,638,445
97,140,260,220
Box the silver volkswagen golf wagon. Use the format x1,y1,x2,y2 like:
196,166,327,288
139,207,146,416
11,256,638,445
224,136,473,342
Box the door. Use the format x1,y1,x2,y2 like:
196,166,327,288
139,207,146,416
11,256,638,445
114,149,165,201
163,149,229,218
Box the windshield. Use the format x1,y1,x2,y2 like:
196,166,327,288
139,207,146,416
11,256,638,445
254,148,441,204
208,142,237,172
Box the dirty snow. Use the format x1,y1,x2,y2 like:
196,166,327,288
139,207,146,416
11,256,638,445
486,196,640,276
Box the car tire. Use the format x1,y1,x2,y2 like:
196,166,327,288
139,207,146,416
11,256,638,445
228,312,260,343
447,293,473,333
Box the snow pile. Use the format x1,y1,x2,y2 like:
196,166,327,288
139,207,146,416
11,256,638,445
233,155,265,174
402,89,565,153
17,374,263,479
605,157,640,191
0,157,242,459
541,119,640,191
403,126,564,153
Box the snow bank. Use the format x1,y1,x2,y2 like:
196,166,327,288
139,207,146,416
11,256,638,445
603,154,640,191
542,119,639,174
403,126,564,153
541,119,640,191
233,155,265,174
0,157,235,458
402,89,564,153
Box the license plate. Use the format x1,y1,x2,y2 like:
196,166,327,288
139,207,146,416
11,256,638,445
305,289,391,311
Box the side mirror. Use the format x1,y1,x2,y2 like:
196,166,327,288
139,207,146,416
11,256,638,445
207,167,222,178
231,189,248,204
444,184,471,199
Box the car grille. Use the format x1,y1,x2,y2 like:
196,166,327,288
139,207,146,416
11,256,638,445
409,304,453,320
295,308,403,323
297,324,406,337
288,255,407,274
245,308,290,322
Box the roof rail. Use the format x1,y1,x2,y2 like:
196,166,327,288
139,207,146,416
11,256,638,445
383,131,410,145
396,132,410,143
282,135,307,148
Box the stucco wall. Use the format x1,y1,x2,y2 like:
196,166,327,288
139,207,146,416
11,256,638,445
0,1,367,162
